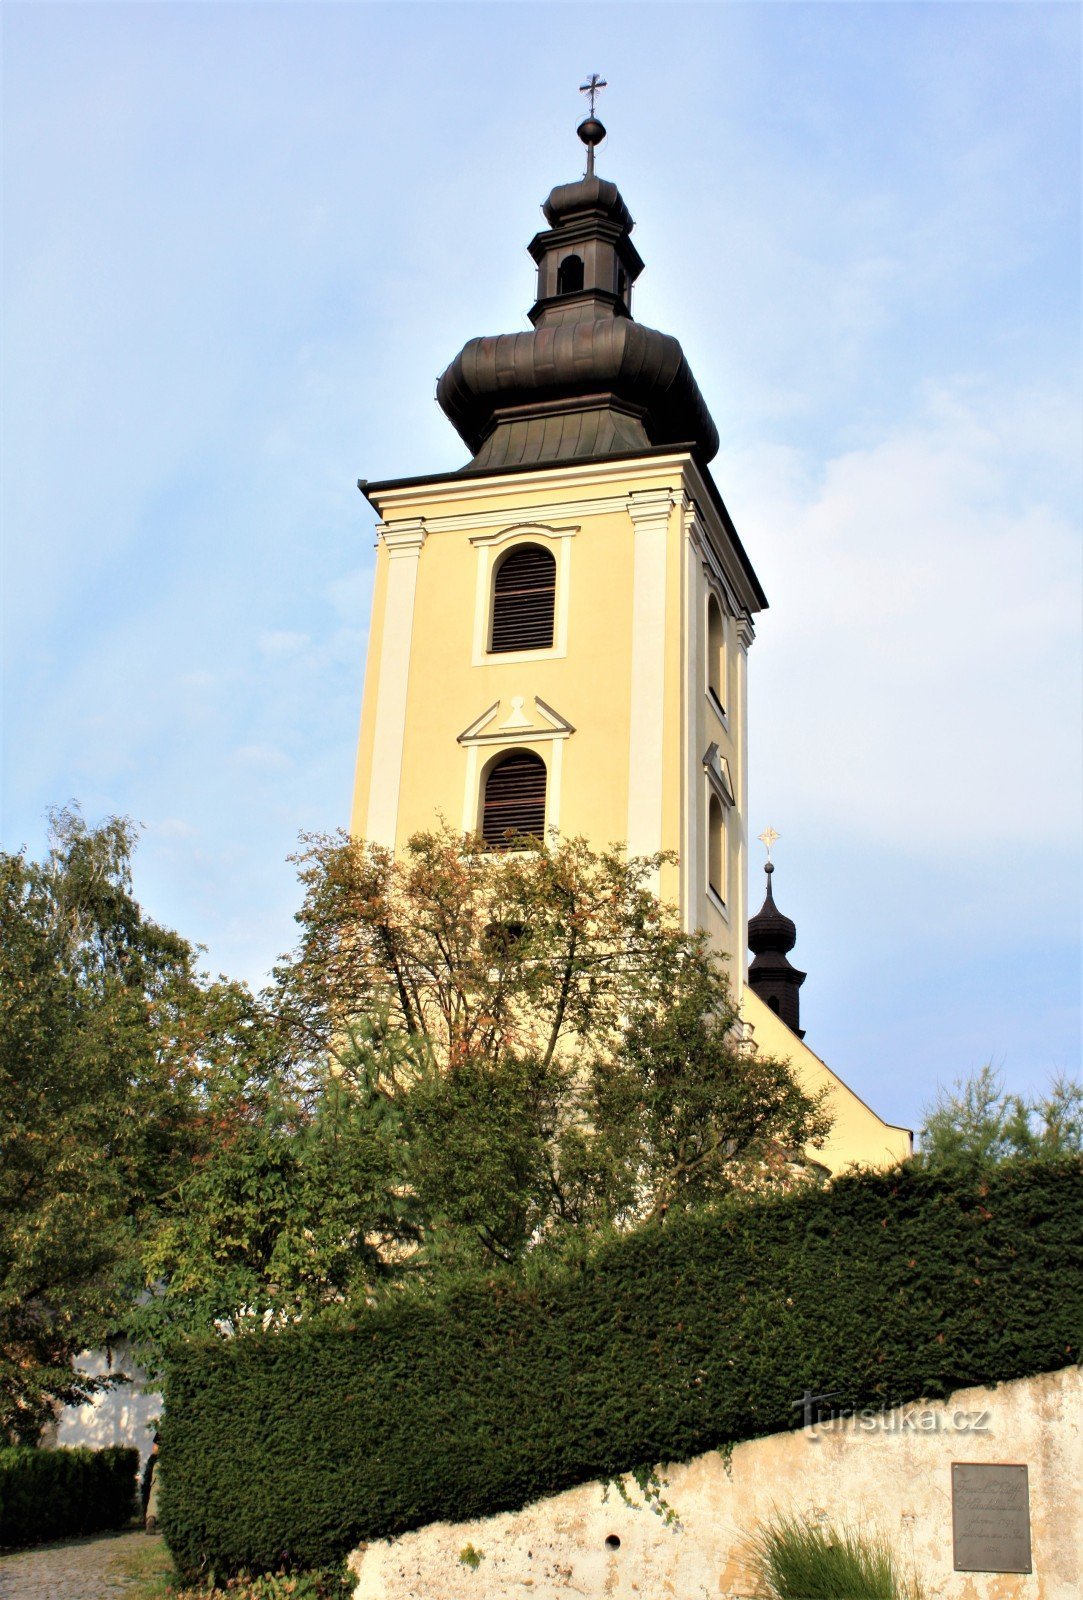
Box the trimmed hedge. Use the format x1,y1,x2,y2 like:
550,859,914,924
162,1161,1083,1579
0,1445,139,1549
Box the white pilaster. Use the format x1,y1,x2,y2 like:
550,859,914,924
733,612,755,993
626,489,673,878
680,497,702,934
365,519,426,848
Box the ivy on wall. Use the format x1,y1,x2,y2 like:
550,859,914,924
161,1161,1083,1579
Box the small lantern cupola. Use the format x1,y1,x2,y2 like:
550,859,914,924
527,118,644,328
748,860,807,1039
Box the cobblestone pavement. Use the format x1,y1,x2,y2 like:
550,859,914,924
0,1531,165,1600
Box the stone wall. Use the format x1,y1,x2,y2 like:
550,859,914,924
348,1365,1080,1600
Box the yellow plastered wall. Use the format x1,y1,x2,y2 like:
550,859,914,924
351,454,758,982
742,987,912,1172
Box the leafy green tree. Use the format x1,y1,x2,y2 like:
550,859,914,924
919,1064,1083,1168
261,827,829,1276
588,961,832,1224
135,1016,420,1343
272,825,694,1076
0,809,270,1440
0,810,195,1440
138,827,832,1326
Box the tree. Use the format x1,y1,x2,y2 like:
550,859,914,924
588,961,832,1224
259,827,830,1276
0,809,260,1442
137,828,832,1330
134,1016,420,1345
919,1064,1083,1169
274,825,713,1075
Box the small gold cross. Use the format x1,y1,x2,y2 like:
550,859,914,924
758,825,780,859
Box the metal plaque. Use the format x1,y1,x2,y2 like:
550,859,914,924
952,1463,1032,1573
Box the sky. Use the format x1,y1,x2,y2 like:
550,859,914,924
3,2,1080,1137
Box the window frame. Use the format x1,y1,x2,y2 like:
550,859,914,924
705,588,728,723
469,524,576,667
488,542,558,656
707,790,727,908
479,746,548,850
556,254,585,295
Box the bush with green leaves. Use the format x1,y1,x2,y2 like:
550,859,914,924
160,1159,1082,1580
920,1064,1082,1168
0,1445,138,1548
173,1572,352,1600
747,1512,924,1600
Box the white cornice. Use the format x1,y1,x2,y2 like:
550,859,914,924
734,614,756,650
369,452,765,616
368,452,698,519
379,519,426,557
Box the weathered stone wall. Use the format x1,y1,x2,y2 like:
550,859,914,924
349,1365,1080,1600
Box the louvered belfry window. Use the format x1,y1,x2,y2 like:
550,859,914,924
490,544,556,653
482,751,546,848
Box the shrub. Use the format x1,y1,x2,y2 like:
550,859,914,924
0,1445,138,1548
173,1573,352,1600
161,1160,1083,1580
748,1512,924,1599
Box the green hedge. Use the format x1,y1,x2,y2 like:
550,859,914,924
162,1161,1083,1579
0,1445,139,1549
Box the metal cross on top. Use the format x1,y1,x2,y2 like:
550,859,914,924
580,73,607,117
758,825,781,860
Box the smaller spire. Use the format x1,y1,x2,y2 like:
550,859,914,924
578,73,607,176
748,846,807,1039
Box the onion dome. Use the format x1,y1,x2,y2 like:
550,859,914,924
435,119,720,474
748,861,807,1039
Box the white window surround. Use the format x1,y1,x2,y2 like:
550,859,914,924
469,523,577,667
457,696,575,836
707,880,730,921
703,741,735,808
705,587,729,728
704,745,733,919
706,794,730,922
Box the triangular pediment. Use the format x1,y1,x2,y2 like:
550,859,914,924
703,741,735,806
458,696,575,746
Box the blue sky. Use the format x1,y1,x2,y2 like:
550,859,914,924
3,2,1080,1134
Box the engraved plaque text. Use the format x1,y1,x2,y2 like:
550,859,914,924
952,1463,1032,1573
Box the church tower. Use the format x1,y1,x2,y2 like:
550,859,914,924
351,101,913,1171
351,110,766,990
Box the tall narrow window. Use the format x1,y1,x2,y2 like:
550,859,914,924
483,751,547,848
490,544,556,653
707,595,725,713
708,795,726,901
557,254,584,295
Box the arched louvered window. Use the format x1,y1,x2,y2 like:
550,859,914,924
707,594,726,713
482,751,546,849
490,544,556,654
708,795,726,901
557,254,584,295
